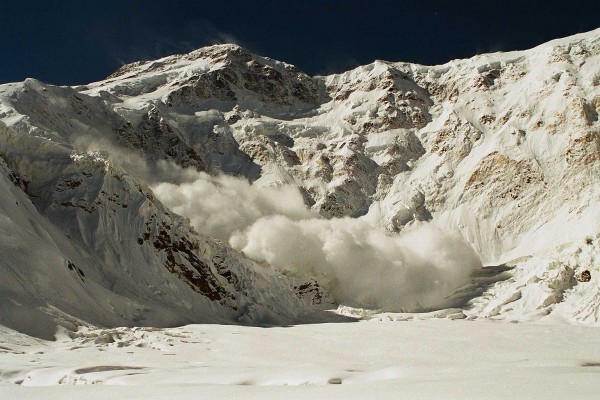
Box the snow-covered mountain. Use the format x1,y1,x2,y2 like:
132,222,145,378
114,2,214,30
1,29,599,336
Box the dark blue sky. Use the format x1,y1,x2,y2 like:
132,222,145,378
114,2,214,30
1,1,598,85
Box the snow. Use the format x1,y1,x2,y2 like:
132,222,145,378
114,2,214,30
2,319,600,399
466,233,600,325
0,26,598,325
0,122,328,337
0,25,599,399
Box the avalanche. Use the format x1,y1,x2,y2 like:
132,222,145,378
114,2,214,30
1,22,599,400
0,25,598,399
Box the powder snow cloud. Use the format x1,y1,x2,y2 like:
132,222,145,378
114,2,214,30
152,172,481,311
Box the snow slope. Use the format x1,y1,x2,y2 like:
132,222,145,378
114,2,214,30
0,28,599,334
0,119,331,339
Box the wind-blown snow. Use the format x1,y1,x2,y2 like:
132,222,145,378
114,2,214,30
152,172,313,241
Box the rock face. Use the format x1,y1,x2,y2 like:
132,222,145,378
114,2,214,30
0,30,599,334
0,121,330,339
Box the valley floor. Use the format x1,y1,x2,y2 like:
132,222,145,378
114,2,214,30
1,318,600,399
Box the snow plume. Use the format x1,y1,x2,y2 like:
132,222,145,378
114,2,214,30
72,135,202,185
73,132,480,311
152,173,314,241
152,174,481,311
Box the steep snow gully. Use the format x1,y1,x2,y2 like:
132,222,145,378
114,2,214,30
0,28,599,337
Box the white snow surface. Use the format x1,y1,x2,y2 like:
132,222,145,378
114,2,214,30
1,319,600,399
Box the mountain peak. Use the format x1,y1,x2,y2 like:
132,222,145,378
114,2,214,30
0,28,599,335
186,43,251,63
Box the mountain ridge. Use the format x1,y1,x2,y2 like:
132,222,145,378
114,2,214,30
0,28,599,336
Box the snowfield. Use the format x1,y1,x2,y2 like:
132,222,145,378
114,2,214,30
2,319,600,399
